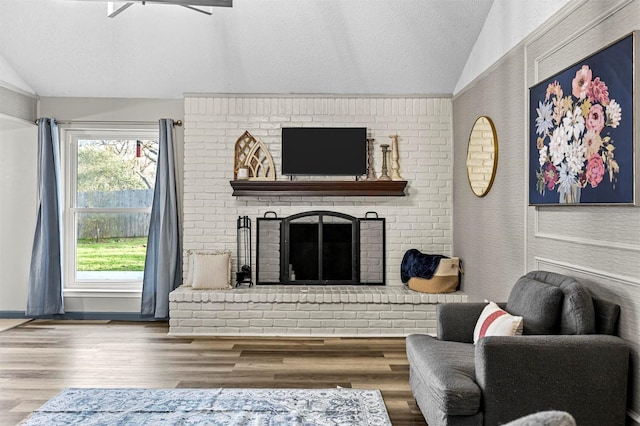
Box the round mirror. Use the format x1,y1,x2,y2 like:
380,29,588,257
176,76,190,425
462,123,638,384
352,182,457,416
466,116,498,197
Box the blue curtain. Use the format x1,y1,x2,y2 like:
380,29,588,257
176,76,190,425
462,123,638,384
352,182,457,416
141,119,182,319
26,118,64,317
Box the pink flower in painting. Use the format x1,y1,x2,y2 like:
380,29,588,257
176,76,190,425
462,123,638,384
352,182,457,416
544,162,559,190
587,77,610,105
572,65,592,99
586,104,605,134
585,154,605,188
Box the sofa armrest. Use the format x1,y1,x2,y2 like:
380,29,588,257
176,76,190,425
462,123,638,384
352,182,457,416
475,335,629,426
437,303,490,342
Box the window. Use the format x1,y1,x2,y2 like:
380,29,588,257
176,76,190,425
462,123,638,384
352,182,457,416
63,128,158,291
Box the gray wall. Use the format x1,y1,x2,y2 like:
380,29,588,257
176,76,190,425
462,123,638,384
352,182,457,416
0,85,36,122
453,43,527,302
453,0,640,421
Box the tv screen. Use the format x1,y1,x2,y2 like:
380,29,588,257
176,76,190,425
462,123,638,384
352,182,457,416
281,127,367,176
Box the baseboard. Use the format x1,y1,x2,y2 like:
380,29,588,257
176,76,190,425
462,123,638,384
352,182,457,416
0,311,163,321
0,311,29,319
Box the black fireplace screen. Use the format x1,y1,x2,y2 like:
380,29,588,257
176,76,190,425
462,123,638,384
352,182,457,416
256,211,385,285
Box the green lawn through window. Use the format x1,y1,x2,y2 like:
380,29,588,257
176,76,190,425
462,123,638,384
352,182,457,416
77,237,147,271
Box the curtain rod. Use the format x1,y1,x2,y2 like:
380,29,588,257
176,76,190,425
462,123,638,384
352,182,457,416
35,119,183,127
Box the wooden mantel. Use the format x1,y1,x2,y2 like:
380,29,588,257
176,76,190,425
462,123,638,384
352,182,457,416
230,180,408,197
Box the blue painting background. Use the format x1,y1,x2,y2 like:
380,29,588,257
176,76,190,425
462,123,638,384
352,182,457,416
529,34,634,205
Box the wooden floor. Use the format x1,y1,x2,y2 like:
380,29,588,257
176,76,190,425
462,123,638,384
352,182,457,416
0,320,30,334
0,320,427,425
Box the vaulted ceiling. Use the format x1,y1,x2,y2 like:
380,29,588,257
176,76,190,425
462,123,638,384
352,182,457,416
0,0,502,98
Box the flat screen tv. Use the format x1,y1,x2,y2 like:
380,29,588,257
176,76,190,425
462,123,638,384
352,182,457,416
281,127,367,176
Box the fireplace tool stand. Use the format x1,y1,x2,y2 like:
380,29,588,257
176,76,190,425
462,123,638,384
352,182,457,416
236,215,254,287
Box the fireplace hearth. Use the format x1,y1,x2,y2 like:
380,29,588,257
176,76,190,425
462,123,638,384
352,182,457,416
257,211,385,285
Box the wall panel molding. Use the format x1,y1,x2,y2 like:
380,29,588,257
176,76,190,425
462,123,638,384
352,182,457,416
531,0,634,83
535,231,640,253
534,256,640,288
534,209,640,253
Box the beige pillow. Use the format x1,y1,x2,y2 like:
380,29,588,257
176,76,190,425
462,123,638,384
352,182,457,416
183,249,230,287
191,252,232,290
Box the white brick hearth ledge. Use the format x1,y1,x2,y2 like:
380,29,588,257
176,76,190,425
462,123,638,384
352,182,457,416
169,286,468,337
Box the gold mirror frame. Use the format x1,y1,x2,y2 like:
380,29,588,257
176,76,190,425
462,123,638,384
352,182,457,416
466,116,498,197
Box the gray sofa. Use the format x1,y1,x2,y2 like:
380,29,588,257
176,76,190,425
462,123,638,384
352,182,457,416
406,271,629,426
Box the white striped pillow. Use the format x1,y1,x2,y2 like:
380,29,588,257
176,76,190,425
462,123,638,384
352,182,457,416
473,301,524,344
191,252,232,290
183,249,230,287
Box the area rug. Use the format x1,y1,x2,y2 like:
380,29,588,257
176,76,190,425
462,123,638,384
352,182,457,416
21,387,392,425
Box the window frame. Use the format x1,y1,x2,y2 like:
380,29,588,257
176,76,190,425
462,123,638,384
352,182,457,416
62,125,159,293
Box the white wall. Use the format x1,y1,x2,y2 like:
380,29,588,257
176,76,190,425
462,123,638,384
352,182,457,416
183,95,454,286
454,0,570,94
0,115,37,312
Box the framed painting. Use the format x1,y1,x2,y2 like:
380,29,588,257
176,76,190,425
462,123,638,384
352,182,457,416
529,33,634,205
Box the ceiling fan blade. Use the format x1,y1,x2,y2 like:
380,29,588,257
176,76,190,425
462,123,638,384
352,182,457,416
140,0,231,6
180,4,213,15
107,2,134,17
102,0,231,18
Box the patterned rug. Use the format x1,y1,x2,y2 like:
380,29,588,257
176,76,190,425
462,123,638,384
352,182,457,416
21,387,392,425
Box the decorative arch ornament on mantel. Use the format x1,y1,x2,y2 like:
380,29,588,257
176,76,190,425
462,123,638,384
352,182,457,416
233,130,276,181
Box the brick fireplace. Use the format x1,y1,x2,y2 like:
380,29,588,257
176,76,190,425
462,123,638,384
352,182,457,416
169,285,468,337
182,94,453,282
176,94,458,336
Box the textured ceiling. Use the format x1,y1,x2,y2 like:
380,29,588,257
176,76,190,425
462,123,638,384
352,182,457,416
0,0,495,98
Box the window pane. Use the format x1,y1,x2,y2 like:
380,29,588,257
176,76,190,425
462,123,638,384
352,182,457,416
76,212,150,281
77,139,157,208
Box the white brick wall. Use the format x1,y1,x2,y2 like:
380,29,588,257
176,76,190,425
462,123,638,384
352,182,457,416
183,94,453,286
169,286,468,337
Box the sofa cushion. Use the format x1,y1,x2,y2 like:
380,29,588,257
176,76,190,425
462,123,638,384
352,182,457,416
559,280,595,334
522,271,595,335
473,302,523,343
506,277,564,334
593,298,620,335
406,334,481,416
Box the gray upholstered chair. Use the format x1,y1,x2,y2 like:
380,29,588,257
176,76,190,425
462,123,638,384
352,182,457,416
406,271,629,426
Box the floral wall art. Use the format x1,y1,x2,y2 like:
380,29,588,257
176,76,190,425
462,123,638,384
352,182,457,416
529,33,634,205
